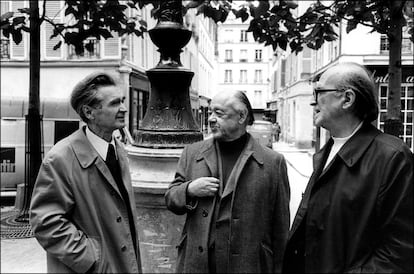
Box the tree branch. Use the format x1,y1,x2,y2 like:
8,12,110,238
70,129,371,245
43,17,66,40
40,0,47,22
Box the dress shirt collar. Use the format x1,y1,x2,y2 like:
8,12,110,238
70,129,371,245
85,126,117,161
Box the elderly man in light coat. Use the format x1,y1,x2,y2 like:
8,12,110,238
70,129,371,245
30,72,142,273
165,91,290,273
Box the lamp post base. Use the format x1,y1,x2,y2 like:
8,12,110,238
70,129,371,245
126,145,185,273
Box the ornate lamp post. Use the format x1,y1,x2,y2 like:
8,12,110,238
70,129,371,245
126,1,203,272
135,1,202,148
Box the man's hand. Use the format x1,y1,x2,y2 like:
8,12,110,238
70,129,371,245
187,177,220,197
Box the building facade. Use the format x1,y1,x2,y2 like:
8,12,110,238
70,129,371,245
270,12,413,151
216,13,272,121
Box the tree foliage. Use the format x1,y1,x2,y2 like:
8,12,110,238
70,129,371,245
1,0,412,55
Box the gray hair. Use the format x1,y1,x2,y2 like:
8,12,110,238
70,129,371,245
335,63,379,122
70,72,117,122
233,91,255,125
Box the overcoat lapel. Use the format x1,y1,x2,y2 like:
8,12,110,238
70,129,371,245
289,139,333,236
222,135,263,199
197,138,219,179
71,127,124,200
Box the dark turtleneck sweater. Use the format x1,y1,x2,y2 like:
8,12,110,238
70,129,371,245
217,133,248,185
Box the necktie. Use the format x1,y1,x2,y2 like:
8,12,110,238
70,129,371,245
106,143,118,174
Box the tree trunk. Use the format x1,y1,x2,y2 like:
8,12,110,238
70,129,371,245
384,0,404,137
16,0,42,222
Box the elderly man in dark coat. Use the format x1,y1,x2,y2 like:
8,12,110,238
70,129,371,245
165,91,290,273
283,62,413,273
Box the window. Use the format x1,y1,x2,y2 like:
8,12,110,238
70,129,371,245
225,49,232,62
68,38,100,59
0,38,10,59
240,49,247,62
254,90,262,105
240,70,247,83
402,38,413,54
255,49,262,61
240,30,248,42
225,70,233,83
381,35,413,54
254,70,263,83
0,147,15,173
281,59,287,87
380,35,389,53
224,29,233,42
378,84,413,151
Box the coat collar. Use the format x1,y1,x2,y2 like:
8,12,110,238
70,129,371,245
71,127,100,168
70,126,131,201
195,134,264,199
313,122,380,170
336,122,381,167
195,133,264,166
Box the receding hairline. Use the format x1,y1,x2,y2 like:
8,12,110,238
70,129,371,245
321,62,372,86
212,91,246,112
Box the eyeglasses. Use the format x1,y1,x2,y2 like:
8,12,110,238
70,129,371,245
313,88,341,102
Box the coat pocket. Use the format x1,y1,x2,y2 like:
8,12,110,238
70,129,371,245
88,237,105,273
259,242,273,273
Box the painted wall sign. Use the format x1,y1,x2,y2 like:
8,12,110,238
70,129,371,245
368,65,414,84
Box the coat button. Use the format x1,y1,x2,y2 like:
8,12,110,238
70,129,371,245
116,216,122,222
198,246,203,252
121,245,127,252
202,210,208,217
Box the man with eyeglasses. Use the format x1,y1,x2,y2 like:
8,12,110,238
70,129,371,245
283,62,413,273
30,72,142,273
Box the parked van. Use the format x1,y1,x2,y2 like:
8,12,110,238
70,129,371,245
247,120,273,149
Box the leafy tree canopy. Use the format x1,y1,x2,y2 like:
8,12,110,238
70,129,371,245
1,0,413,55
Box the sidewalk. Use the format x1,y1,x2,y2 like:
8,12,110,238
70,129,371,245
1,207,46,273
273,141,314,178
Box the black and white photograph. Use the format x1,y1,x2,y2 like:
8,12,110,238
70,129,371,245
1,1,413,273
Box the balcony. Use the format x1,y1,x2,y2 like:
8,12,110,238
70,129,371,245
68,38,100,60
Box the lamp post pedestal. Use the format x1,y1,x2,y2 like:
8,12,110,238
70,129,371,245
126,146,185,273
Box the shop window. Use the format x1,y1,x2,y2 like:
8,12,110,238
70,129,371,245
378,84,414,151
1,147,15,173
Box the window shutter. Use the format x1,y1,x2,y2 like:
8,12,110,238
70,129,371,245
10,1,26,59
102,33,120,59
44,0,62,58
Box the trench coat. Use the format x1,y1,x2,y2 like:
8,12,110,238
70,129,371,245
283,123,414,273
165,134,290,273
30,127,142,273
